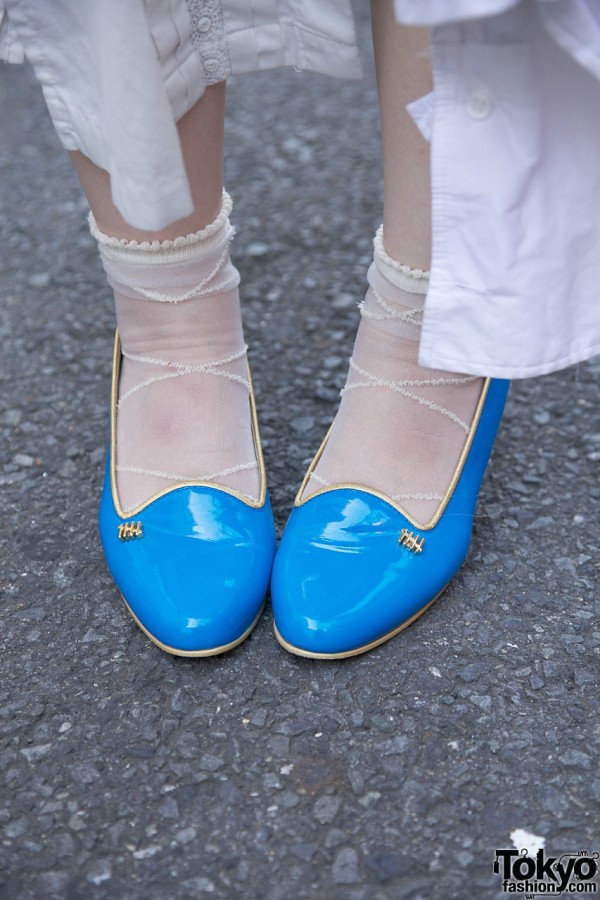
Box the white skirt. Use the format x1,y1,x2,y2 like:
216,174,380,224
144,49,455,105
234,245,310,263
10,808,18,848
1,0,599,378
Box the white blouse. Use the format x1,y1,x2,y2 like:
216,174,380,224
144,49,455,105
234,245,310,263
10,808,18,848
394,0,600,376
1,0,599,377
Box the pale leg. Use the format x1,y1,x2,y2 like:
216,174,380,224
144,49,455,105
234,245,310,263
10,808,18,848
73,84,260,512
71,83,226,241
304,3,483,526
371,2,432,270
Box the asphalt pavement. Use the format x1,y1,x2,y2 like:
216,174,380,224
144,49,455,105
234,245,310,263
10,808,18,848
0,7,599,899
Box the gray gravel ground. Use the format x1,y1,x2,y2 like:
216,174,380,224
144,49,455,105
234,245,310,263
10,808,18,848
1,7,599,899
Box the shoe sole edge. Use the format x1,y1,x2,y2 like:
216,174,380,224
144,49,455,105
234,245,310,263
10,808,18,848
121,595,266,657
273,586,446,660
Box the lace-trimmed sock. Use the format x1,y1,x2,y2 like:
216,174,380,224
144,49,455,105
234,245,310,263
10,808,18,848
304,226,483,525
91,192,260,513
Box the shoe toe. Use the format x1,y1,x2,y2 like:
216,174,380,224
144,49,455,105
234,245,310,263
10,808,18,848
100,472,275,655
271,489,468,657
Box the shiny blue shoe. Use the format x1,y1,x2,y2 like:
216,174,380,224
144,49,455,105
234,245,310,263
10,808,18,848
271,378,509,658
99,334,276,656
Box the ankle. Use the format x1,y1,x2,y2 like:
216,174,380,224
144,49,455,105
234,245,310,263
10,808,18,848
90,192,260,511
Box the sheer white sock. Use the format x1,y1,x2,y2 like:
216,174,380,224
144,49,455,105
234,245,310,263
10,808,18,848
91,193,260,513
304,227,483,525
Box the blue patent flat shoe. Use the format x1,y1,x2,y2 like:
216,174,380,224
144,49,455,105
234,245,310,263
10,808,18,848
99,334,276,656
271,378,509,658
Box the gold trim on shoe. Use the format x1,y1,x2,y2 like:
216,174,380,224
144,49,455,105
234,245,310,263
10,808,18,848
110,331,268,519
122,594,266,657
273,586,446,660
294,377,491,532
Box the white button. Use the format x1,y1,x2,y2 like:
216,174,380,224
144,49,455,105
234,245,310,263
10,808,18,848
198,16,212,33
467,89,493,120
204,57,218,72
